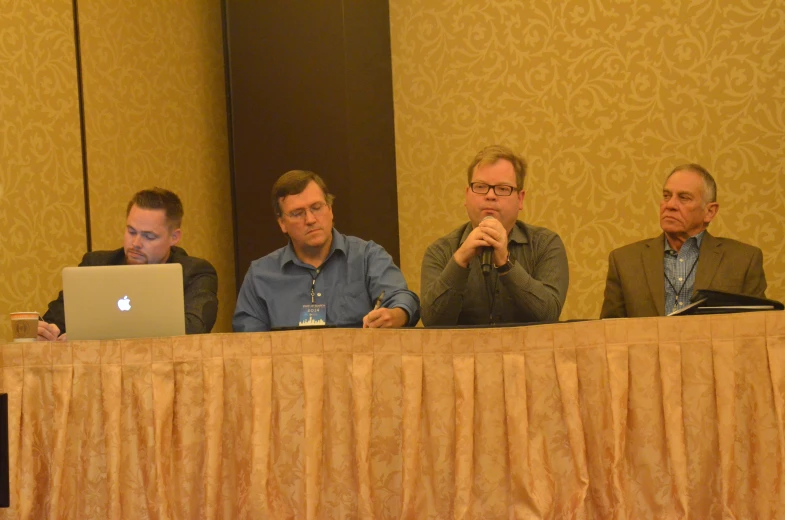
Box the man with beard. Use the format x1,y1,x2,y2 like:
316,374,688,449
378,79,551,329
38,188,218,340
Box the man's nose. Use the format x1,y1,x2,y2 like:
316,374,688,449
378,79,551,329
304,209,317,224
132,235,142,247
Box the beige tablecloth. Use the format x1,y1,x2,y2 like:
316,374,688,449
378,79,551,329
1,312,784,519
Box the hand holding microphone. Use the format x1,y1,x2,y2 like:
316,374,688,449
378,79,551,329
480,216,495,275
452,215,509,271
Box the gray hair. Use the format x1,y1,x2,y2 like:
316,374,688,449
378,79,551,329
666,163,717,204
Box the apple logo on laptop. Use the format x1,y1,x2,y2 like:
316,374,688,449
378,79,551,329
117,296,132,312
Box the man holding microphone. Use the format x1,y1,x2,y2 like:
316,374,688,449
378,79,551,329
420,145,569,326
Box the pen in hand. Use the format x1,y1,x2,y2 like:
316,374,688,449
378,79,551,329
373,290,385,310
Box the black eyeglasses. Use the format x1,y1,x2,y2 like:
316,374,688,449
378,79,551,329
469,182,517,196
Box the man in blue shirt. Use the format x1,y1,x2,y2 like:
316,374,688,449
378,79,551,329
233,170,420,331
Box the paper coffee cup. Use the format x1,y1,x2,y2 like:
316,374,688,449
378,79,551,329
10,312,39,342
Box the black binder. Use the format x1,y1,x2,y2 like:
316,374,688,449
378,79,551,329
669,289,784,316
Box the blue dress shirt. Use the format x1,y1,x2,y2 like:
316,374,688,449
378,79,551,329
233,229,420,331
664,231,704,314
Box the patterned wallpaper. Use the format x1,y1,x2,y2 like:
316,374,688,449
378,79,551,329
75,0,235,332
390,0,785,320
4,0,784,341
0,0,86,343
1,0,233,341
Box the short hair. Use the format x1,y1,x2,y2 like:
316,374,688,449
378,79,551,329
467,145,527,189
126,188,184,228
271,170,335,217
666,163,717,204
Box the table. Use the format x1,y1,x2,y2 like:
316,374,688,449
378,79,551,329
1,312,784,519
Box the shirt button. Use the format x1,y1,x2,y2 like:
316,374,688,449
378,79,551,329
317,293,322,297
678,277,683,281
679,259,684,263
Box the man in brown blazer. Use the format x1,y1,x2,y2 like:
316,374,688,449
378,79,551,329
600,164,767,318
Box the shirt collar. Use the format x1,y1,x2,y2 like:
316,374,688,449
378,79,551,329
508,222,528,244
664,230,705,253
280,228,345,268
459,220,528,246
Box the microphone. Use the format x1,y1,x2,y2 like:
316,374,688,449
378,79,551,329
480,216,494,276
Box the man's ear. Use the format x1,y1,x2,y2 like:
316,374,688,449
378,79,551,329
170,228,182,246
278,217,288,234
704,202,719,224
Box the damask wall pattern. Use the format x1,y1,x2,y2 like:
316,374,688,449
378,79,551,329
4,0,784,342
0,0,86,342
0,0,234,341
390,0,785,320
78,0,235,332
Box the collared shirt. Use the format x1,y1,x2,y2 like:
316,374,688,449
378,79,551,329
664,231,704,314
233,229,420,331
420,220,569,326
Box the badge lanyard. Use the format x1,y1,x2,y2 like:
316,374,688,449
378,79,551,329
300,267,327,328
310,268,322,303
665,255,699,306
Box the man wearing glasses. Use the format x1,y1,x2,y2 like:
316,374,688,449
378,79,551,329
420,145,568,326
233,170,420,331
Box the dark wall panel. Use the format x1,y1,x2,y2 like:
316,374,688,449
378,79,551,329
224,0,400,284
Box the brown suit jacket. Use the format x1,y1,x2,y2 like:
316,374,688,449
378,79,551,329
600,232,767,318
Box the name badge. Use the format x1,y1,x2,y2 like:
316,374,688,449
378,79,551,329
300,304,326,327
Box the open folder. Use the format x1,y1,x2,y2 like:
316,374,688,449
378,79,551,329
668,289,784,316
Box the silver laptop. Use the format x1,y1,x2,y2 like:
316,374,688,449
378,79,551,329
63,264,186,340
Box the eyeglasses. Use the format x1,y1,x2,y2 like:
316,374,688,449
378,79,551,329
469,182,517,196
283,201,329,221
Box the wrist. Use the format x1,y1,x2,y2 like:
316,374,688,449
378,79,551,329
493,251,510,268
453,251,471,268
495,254,514,276
493,249,509,267
391,307,408,327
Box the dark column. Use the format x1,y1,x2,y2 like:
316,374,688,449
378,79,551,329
223,0,400,284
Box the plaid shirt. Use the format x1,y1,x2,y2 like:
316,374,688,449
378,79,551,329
664,231,704,314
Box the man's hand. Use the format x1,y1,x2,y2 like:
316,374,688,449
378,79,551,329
37,321,62,342
362,307,408,328
453,219,509,268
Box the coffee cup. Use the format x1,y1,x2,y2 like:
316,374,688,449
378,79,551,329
10,312,39,342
